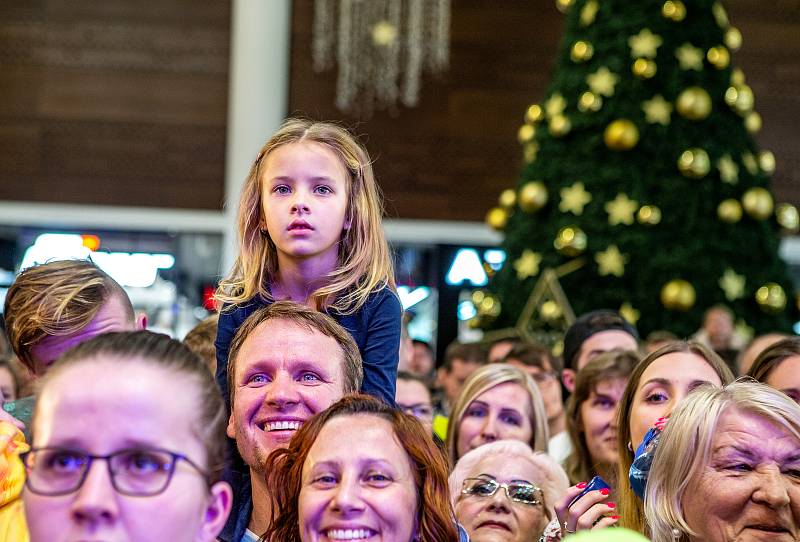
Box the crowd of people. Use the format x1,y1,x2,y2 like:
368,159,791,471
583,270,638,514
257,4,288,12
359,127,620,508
1,119,799,542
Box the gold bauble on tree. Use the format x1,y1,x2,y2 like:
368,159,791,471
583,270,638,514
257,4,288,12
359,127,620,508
717,199,743,223
486,207,509,231
554,225,587,257
578,91,603,113
742,187,774,220
676,87,712,120
637,205,662,225
498,189,517,209
755,283,787,313
604,119,639,150
662,0,686,21
660,279,696,311
525,104,544,124
677,148,711,178
556,0,574,13
725,27,742,51
632,58,657,79
571,40,594,62
759,150,776,175
518,181,549,212
745,112,762,134
707,46,730,69
518,124,536,144
549,115,572,137
776,203,800,233
540,300,563,322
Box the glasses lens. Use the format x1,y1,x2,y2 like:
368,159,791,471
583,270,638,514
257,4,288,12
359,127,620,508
110,449,174,496
508,483,541,504
464,479,497,497
26,449,89,495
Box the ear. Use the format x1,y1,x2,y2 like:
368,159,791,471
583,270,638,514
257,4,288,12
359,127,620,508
197,481,233,541
135,313,147,330
226,410,236,440
562,368,576,393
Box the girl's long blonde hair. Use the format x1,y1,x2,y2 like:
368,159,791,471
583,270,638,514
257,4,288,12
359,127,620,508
216,118,395,314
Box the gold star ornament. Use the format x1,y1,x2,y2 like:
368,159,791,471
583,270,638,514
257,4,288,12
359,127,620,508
642,95,672,125
559,182,593,215
629,28,662,58
619,302,641,325
719,268,746,301
514,250,543,280
545,93,567,117
717,155,739,184
676,43,704,71
595,245,628,277
586,67,619,97
605,193,639,225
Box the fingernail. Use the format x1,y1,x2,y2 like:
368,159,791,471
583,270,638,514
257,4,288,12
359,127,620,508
657,417,666,421
576,482,587,489
599,488,610,496
607,502,616,508
611,515,621,520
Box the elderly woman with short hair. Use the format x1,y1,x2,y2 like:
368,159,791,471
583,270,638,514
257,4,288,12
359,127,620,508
645,380,800,542
450,440,569,542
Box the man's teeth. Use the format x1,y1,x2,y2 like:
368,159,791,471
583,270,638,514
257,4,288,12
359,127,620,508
265,420,301,431
326,529,374,540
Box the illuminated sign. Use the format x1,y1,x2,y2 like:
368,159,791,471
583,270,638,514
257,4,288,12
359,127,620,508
445,248,506,287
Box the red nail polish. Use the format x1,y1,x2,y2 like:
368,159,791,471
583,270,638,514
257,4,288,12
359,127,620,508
611,515,621,520
576,482,587,489
607,502,616,508
657,417,666,421
600,488,610,496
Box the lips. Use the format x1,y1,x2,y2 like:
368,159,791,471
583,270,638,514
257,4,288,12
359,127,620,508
325,528,377,540
288,219,313,231
257,418,304,432
475,520,512,532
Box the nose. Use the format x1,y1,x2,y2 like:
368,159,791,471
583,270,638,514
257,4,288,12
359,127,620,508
330,475,365,515
752,467,791,509
480,416,498,444
70,460,119,526
263,372,300,409
486,487,511,513
291,190,310,214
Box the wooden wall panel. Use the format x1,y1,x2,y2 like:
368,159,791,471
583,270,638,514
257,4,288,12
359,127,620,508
289,0,800,221
0,0,230,210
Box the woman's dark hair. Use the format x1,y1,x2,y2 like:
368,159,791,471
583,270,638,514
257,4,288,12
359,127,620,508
263,394,459,542
747,336,800,382
39,330,226,483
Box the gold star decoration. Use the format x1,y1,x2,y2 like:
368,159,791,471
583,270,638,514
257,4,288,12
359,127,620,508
735,319,755,343
676,43,704,71
719,268,746,301
559,182,593,215
642,95,673,125
619,302,641,325
580,0,599,26
605,193,639,225
514,250,543,280
544,93,567,117
586,67,619,97
717,155,739,184
595,245,628,277
629,28,662,58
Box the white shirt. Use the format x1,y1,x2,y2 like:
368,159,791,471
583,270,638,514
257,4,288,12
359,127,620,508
548,430,573,465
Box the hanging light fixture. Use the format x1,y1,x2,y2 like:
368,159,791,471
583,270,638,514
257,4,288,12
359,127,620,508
312,0,451,114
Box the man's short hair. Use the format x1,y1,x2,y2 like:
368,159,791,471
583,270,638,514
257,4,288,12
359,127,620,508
4,260,134,371
442,341,486,372
562,310,639,370
503,342,563,373
226,301,363,402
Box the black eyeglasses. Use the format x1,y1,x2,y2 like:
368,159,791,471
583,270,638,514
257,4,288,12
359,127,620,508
21,447,210,497
461,477,544,506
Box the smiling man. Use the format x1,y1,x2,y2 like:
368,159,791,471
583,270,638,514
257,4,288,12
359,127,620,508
223,301,363,542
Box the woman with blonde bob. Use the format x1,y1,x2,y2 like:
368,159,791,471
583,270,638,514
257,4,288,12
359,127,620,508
645,380,800,542
614,341,734,534
446,364,549,467
449,440,569,542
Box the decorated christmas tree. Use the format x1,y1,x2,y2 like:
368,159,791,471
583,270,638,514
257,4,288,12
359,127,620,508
482,0,798,340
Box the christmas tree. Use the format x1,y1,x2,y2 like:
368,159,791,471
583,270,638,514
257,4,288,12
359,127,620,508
482,0,799,339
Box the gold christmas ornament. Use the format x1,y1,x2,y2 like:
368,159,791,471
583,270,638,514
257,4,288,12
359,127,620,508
642,95,673,125
661,279,696,311
661,0,686,21
628,28,662,58
759,150,776,174
717,199,743,223
605,193,639,226
731,68,746,86
632,58,657,79
518,124,536,144
545,93,567,117
776,203,800,233
549,115,572,137
578,91,603,113
498,189,517,209
524,143,539,163
554,226,587,257
571,40,595,62
586,67,619,97
559,182,593,215
719,268,746,301
540,300,563,322
725,27,742,51
676,43,704,71
742,152,759,175
717,154,739,185
486,207,509,231
556,0,574,13
677,148,711,178
580,0,599,26
595,245,628,277
707,46,730,69
518,181,549,212
477,292,502,318
637,205,662,225
676,86,712,120
603,119,639,151
742,187,774,220
525,104,544,124
733,85,754,115
619,302,641,325
713,1,729,27
514,249,543,280
755,283,787,313
745,112,762,134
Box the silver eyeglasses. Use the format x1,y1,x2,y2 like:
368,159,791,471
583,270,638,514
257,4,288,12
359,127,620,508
461,477,544,506
21,447,210,497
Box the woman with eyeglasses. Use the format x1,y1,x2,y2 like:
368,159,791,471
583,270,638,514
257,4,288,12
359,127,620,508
22,331,232,542
449,439,569,542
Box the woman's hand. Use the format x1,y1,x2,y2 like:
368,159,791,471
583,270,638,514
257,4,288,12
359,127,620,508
554,481,619,537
